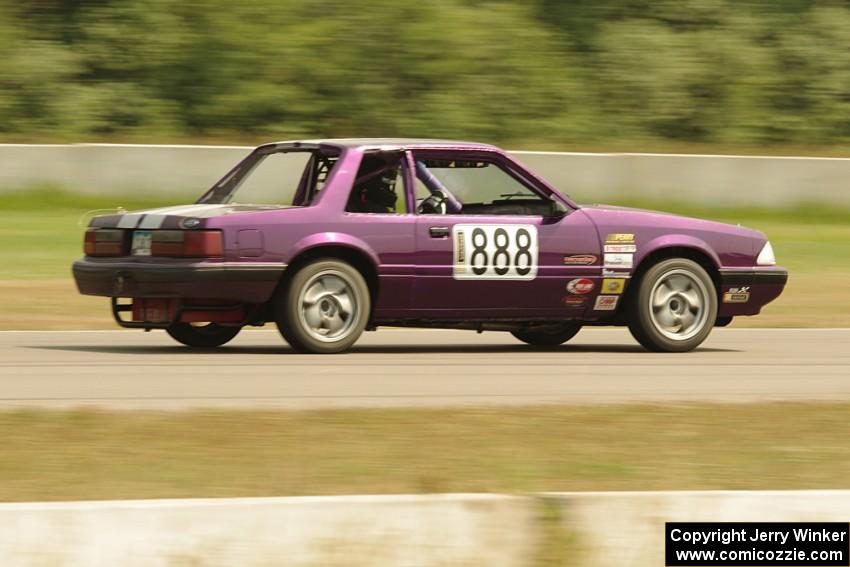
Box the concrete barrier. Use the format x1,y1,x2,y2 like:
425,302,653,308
3,490,850,566
0,494,537,567
2,143,849,207
546,490,850,567
513,151,850,207
0,143,249,199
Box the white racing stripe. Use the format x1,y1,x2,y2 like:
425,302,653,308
117,214,143,228
137,215,166,229
128,204,233,229
136,204,229,216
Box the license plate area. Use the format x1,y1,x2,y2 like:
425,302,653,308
131,230,153,256
132,298,177,324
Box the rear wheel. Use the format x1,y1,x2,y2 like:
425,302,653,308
511,323,582,346
275,259,370,354
627,258,717,352
166,322,241,347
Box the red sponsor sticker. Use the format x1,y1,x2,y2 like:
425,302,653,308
594,295,619,311
563,295,587,307
563,254,597,265
566,278,594,294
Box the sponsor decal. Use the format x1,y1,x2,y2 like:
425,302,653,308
563,254,597,265
452,224,538,280
604,244,637,253
604,253,633,268
601,278,626,295
606,233,635,244
602,268,631,278
563,295,587,307
594,295,619,311
566,278,595,295
723,286,751,304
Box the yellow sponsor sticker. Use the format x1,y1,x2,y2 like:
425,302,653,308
605,233,635,244
601,278,625,295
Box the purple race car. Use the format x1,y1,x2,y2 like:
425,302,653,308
73,139,787,353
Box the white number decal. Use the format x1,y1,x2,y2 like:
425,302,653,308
452,224,538,280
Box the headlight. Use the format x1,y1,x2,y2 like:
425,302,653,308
757,241,776,266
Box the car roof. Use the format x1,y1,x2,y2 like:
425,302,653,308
266,138,503,152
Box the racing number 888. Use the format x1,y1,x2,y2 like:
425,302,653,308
453,224,539,280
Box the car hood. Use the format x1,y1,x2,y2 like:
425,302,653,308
579,203,688,217
89,203,293,229
577,203,765,240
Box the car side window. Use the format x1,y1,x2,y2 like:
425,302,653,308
414,176,431,202
225,151,311,206
346,152,407,214
413,156,551,216
296,154,339,206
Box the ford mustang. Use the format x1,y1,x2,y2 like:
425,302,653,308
73,139,787,353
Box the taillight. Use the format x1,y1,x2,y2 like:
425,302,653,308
183,230,223,257
149,230,223,258
149,231,184,257
84,229,125,256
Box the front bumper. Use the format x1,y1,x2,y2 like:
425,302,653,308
72,258,286,303
718,267,788,287
717,267,788,316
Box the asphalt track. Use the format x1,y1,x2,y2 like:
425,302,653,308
0,328,847,410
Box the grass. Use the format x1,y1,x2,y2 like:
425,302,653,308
3,404,850,502
0,281,109,329
0,188,176,280
1,188,849,327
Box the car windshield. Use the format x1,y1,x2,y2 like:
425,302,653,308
198,148,340,206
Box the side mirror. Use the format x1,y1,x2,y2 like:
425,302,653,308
549,198,569,218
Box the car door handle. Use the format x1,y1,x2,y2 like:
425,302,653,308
429,226,450,238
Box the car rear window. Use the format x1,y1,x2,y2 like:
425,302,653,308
200,148,339,207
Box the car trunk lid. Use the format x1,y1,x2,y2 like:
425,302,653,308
89,203,289,230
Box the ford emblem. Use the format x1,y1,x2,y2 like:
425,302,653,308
181,217,201,229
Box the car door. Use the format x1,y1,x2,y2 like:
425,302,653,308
410,151,601,318
333,150,419,319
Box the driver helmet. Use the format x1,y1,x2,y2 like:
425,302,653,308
359,158,398,210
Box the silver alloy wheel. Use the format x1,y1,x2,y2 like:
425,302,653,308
648,268,711,341
297,269,360,343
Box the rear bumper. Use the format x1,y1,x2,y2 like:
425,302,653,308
72,258,286,303
717,267,788,316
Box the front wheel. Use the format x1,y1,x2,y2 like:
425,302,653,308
166,322,241,347
511,323,582,346
275,259,371,354
627,258,717,352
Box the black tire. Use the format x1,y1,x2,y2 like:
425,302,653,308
627,258,718,352
275,259,371,354
511,323,582,346
166,322,241,347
